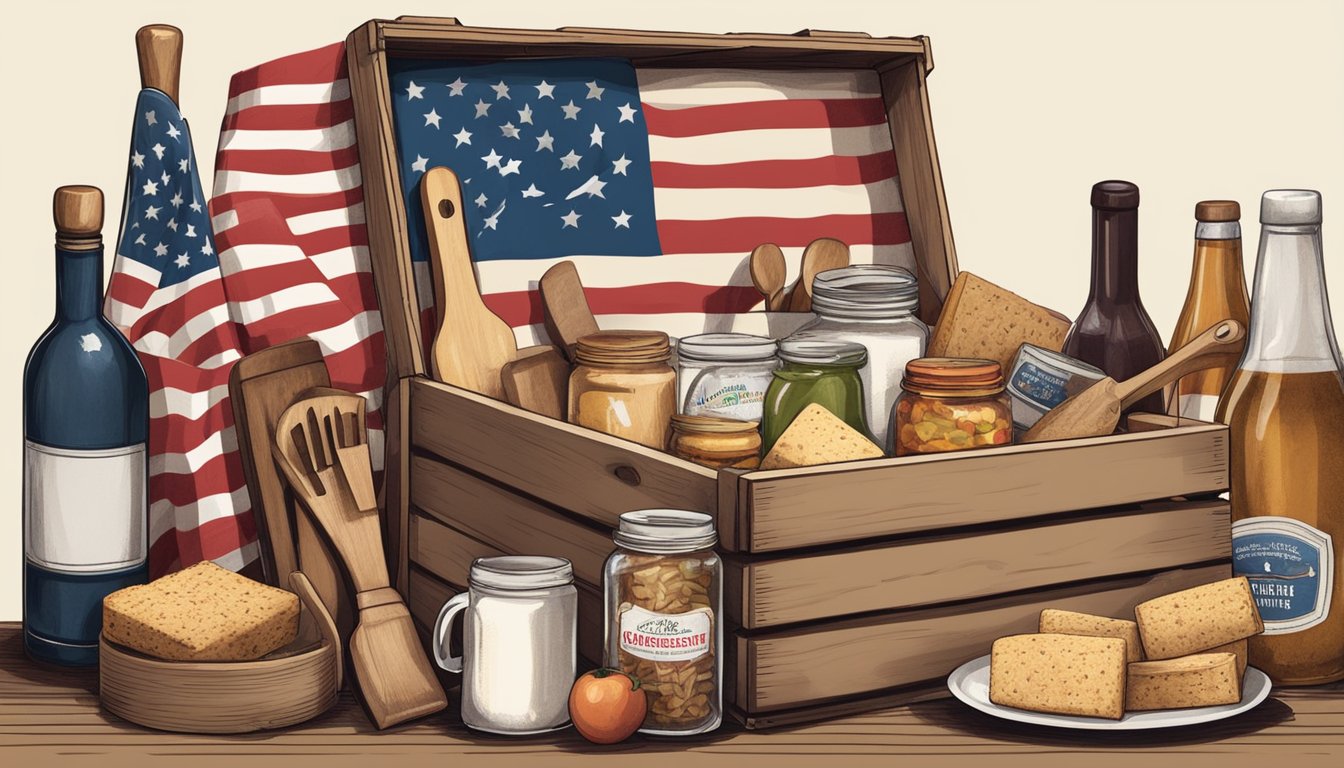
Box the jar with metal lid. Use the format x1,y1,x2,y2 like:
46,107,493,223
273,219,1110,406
786,265,928,450
568,331,676,449
761,339,872,455
893,357,1013,456
668,414,761,469
605,510,722,736
676,333,779,422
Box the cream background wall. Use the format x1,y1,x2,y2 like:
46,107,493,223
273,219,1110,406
1,0,1341,619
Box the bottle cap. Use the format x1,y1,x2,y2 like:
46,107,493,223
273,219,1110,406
902,357,1005,398
1091,180,1140,210
575,330,671,366
1260,189,1321,226
614,509,717,553
53,185,104,237
1195,200,1240,222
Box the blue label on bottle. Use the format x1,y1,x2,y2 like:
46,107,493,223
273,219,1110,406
1009,362,1071,408
1232,517,1334,635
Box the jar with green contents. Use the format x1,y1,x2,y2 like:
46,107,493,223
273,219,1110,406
761,340,873,455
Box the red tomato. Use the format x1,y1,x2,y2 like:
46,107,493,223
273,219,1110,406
568,668,648,744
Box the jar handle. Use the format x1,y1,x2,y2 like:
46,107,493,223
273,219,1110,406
432,592,470,673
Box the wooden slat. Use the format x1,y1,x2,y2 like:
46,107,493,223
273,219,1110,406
879,57,957,325
727,501,1230,628
411,377,718,528
409,511,605,664
383,377,412,594
737,563,1229,712
406,567,455,635
735,423,1229,552
410,455,612,586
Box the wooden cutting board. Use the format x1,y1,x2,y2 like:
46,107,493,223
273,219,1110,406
540,260,599,362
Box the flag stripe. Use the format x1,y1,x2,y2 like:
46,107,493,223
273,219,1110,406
649,153,898,189
657,212,910,254
222,100,355,131
642,97,887,137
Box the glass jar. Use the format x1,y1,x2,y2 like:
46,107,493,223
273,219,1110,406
432,556,577,734
761,339,872,455
676,333,779,422
668,414,761,469
893,357,1014,456
786,266,928,450
569,331,676,449
604,510,722,736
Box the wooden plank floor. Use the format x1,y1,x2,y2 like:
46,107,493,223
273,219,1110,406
2,624,1340,766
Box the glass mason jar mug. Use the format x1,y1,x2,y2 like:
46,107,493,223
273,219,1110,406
604,510,723,736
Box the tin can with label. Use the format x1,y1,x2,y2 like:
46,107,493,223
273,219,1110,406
1005,344,1107,431
604,510,722,735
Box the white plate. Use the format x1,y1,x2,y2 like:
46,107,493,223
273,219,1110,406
947,654,1272,730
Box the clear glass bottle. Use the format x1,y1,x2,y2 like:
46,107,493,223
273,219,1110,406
676,333,778,422
23,186,149,666
604,510,722,736
1217,189,1344,685
761,340,872,455
787,266,928,450
1169,200,1251,421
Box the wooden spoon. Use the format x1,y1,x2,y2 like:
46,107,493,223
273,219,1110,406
749,243,788,311
1022,320,1245,444
785,237,850,311
421,166,517,397
540,260,599,362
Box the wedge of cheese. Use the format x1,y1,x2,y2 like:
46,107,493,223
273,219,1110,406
1134,577,1263,660
1039,609,1145,663
760,403,884,469
1126,653,1241,711
989,633,1127,720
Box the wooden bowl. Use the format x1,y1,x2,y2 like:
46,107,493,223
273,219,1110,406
99,572,342,734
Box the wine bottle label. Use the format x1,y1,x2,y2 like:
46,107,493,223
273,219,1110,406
24,439,148,573
1232,517,1334,635
1177,393,1220,422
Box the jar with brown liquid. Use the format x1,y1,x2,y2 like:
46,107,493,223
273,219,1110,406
1217,190,1344,685
568,331,676,449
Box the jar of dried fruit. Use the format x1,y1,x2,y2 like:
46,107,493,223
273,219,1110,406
893,357,1013,456
604,510,722,736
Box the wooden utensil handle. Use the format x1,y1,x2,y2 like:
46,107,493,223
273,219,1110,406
1114,320,1245,407
136,25,182,104
420,166,485,309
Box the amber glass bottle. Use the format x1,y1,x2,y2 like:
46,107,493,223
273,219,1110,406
1218,190,1344,685
1168,201,1251,420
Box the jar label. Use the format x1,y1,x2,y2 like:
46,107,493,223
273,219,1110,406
685,375,769,421
1232,517,1334,635
619,604,713,662
1008,362,1070,409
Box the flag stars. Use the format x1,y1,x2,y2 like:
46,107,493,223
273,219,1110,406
517,104,534,125
452,127,472,147
406,80,425,100
145,205,161,220
561,210,582,228
490,81,511,100
201,241,214,256
482,149,503,169
618,103,638,123
169,191,184,208
424,108,442,128
131,150,145,169
535,80,556,99
500,158,522,176
447,77,468,96
134,234,146,246
166,123,182,140
612,154,632,176
153,242,169,257
475,193,489,208
482,205,503,230
560,150,582,170
521,184,544,198
151,143,166,160
612,210,633,229
411,154,429,173
561,100,581,120
589,124,605,148
535,130,555,152
145,110,157,126
142,180,159,196
500,122,521,140
160,171,171,186
189,199,203,213
585,81,605,100
474,99,492,118
174,253,191,269
178,158,190,173
185,224,197,238
166,218,179,232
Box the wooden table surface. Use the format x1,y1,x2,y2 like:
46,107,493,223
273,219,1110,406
2,624,1340,767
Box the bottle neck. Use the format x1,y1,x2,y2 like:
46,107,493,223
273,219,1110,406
1089,207,1139,302
55,244,104,323
1187,235,1246,299
1241,223,1342,373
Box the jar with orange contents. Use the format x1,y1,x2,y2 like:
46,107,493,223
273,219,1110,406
893,358,1014,456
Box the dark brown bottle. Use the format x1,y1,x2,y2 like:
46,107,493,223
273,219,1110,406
1063,180,1166,415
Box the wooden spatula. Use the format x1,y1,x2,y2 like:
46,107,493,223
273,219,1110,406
1021,320,1245,444
540,260,599,362
272,394,446,729
785,237,850,311
749,243,788,311
501,346,570,420
421,166,517,397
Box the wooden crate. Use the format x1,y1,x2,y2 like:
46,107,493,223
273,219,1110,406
345,16,1232,727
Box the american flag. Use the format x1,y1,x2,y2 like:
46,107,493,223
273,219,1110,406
389,59,918,344
106,87,255,576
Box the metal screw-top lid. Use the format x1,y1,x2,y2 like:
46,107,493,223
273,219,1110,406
1195,200,1240,222
1091,180,1140,210
778,339,868,367
53,186,104,249
677,333,777,363
614,509,717,554
810,265,920,317
469,555,573,590
1260,189,1321,226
